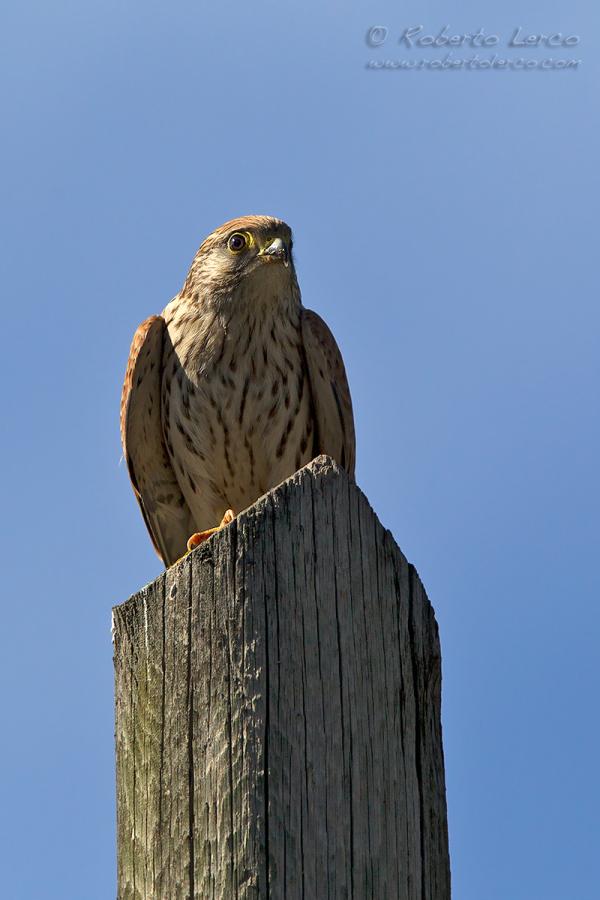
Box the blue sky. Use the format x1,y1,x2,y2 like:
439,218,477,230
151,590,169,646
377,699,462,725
1,1,598,897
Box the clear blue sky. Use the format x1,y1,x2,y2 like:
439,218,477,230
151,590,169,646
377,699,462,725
1,1,598,897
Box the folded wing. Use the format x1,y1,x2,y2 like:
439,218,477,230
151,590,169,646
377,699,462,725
120,315,194,565
301,308,356,477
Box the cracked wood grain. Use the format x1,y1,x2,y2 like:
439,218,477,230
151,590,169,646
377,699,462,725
114,455,450,899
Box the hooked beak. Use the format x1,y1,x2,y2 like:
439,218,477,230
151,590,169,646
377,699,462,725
260,237,289,267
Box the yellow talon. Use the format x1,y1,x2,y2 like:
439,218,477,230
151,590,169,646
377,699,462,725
186,509,235,552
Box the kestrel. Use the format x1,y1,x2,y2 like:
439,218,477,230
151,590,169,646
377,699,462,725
121,215,355,566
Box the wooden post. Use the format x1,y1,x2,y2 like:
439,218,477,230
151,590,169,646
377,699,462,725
114,456,450,899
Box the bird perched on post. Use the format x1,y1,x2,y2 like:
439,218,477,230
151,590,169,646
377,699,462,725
121,215,355,567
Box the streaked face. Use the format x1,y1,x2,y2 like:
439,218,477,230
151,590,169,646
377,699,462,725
192,216,296,296
214,219,293,276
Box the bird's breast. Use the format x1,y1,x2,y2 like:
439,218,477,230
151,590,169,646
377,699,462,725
162,304,315,529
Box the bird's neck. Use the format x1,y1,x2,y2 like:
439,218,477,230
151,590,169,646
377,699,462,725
167,286,302,378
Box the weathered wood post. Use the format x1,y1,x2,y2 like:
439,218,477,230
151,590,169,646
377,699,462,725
114,456,450,899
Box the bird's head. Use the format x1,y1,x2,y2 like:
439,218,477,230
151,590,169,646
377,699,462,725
183,215,297,303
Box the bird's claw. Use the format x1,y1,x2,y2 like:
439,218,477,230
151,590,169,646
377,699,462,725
186,509,235,552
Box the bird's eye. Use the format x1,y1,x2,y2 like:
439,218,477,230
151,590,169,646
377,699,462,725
228,232,248,252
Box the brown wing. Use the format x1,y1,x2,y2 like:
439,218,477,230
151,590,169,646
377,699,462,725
121,315,194,565
301,308,356,477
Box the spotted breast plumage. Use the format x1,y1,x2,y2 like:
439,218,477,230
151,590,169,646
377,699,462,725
121,215,355,566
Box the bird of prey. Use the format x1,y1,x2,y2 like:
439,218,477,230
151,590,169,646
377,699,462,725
121,215,355,566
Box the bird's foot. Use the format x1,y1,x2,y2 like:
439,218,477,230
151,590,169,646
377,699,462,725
186,509,235,552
